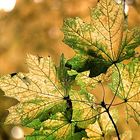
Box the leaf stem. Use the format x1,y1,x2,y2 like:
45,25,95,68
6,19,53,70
106,108,120,140
64,95,73,122
101,101,121,140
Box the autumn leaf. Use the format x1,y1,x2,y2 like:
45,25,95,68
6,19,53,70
62,0,140,77
0,1,140,139
0,55,64,124
113,130,132,140
109,57,140,124
0,88,19,124
0,88,19,140
75,66,112,92
0,54,102,139
82,109,118,140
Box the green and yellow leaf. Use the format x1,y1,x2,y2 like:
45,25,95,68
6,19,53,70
109,57,140,124
0,54,99,139
62,0,140,77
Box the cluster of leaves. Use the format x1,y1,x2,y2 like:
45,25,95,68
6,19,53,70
0,55,100,140
0,0,140,140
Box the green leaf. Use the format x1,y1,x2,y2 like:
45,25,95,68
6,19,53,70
71,130,87,140
62,0,140,77
56,54,77,94
26,119,42,130
70,89,98,129
66,54,112,77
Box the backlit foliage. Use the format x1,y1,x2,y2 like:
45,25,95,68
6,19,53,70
109,57,140,124
63,0,140,77
0,0,140,140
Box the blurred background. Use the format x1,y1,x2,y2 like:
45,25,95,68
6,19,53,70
0,0,140,140
0,0,139,74
0,0,97,74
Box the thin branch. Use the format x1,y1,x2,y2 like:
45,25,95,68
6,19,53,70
102,101,121,140
106,109,121,140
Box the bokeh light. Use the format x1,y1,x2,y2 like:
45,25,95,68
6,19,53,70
11,126,24,139
0,0,16,12
34,0,43,3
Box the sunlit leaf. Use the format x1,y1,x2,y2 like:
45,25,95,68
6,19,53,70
75,66,112,93
0,55,66,125
0,54,100,139
62,0,140,77
113,130,132,140
109,57,140,124
0,0,139,139
83,109,118,140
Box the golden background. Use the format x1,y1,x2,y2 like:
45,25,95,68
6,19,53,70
0,0,140,140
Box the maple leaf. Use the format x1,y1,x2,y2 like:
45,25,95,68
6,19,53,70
109,57,140,124
62,0,140,77
113,130,132,140
0,54,101,139
75,66,112,91
0,55,64,124
82,109,118,140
